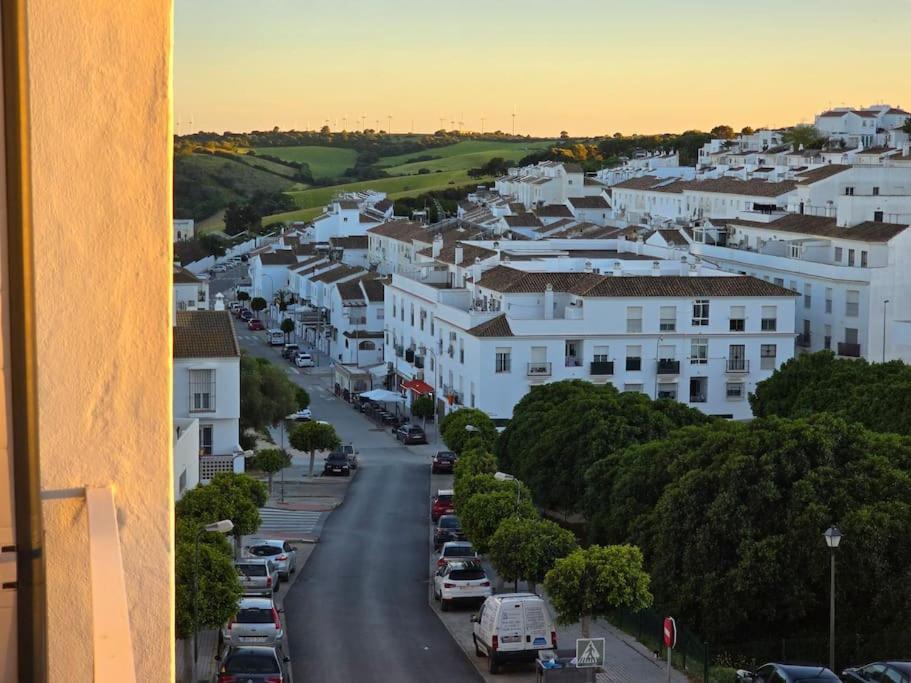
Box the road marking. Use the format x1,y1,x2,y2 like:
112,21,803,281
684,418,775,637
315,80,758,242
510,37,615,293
290,368,300,375
257,507,323,537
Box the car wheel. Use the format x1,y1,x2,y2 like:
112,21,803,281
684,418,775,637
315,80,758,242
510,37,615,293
473,634,484,657
488,654,500,674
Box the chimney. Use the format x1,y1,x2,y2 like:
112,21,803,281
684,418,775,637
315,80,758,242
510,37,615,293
903,141,911,157
634,236,643,255
432,234,443,258
583,260,593,273
612,260,622,277
471,257,483,284
454,241,464,265
652,260,661,277
543,284,554,320
214,292,226,311
679,255,689,276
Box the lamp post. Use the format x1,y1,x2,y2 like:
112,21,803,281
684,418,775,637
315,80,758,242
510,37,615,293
260,274,275,325
495,471,522,591
883,299,890,363
823,525,843,672
193,519,235,683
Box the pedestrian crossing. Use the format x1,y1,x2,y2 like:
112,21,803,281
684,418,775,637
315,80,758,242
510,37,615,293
257,507,323,539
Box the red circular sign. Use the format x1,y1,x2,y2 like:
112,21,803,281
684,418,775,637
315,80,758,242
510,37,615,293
663,617,677,649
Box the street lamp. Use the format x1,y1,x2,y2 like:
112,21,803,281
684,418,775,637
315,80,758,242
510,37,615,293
495,471,523,591
823,525,843,672
883,299,890,363
193,519,235,682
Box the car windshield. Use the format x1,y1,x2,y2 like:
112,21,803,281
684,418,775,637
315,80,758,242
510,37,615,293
439,516,460,528
327,455,346,463
225,652,279,673
236,608,274,624
436,453,454,460
436,494,453,504
237,564,266,577
248,545,281,557
409,427,422,434
449,569,486,581
443,545,473,557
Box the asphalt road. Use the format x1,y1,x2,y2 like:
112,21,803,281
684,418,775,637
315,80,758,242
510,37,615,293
227,295,483,683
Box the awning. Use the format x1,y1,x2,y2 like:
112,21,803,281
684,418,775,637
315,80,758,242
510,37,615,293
401,379,434,396
359,389,405,403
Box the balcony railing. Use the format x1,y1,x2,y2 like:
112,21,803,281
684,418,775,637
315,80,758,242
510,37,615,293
527,362,552,377
838,342,861,358
405,348,415,363
394,345,404,358
657,359,680,375
590,361,614,376
726,359,750,373
796,333,812,348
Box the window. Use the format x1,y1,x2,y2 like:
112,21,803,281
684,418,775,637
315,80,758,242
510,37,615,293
729,305,745,332
626,306,643,333
803,284,812,309
873,186,880,196
199,424,213,455
861,250,868,267
825,288,833,313
728,344,746,371
774,277,784,286
789,280,798,292
459,339,464,364
692,299,709,326
834,247,843,262
845,327,859,344
659,306,676,331
392,295,396,318
824,324,832,350
495,348,511,373
845,186,854,196
761,306,777,331
760,344,776,370
846,290,859,317
624,383,643,393
189,369,215,412
419,307,424,331
429,315,434,335
726,382,745,399
874,210,884,222
626,345,642,371
690,337,708,365
788,245,800,259
657,383,677,400
848,249,855,266
410,303,415,326
593,345,609,363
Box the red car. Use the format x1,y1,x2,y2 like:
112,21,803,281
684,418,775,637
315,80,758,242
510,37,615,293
431,489,455,522
248,318,265,331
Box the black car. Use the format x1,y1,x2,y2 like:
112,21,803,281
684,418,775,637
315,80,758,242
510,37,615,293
323,452,350,477
843,661,911,682
396,424,427,445
215,645,290,683
736,663,840,682
240,309,254,322
434,514,464,550
281,343,299,360
432,450,457,474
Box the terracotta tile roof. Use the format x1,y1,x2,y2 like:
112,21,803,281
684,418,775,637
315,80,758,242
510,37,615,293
330,236,369,249
373,198,392,212
561,162,584,173
583,177,606,186
173,265,201,284
361,279,386,302
291,243,317,256
843,221,910,242
508,202,525,213
476,266,604,293
466,314,513,338
684,177,797,197
367,219,428,242
794,165,851,184
336,279,367,303
568,196,610,209
310,264,366,283
818,110,849,118
612,175,667,191
729,214,909,242
652,229,690,246
535,204,573,218
258,251,299,266
504,213,543,228
419,243,497,266
173,311,239,359
289,256,326,272
857,146,895,155
574,276,798,298
337,199,359,209
855,111,879,118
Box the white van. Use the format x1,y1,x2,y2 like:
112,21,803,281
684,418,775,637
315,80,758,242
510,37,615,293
267,329,284,346
471,593,556,674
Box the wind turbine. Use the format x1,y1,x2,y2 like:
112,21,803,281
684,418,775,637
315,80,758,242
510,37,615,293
387,114,392,133
512,105,516,136
439,117,445,131
481,117,486,134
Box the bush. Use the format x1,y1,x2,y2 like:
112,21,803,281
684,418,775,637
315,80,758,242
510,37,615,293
452,448,497,480
439,408,497,454
459,490,537,554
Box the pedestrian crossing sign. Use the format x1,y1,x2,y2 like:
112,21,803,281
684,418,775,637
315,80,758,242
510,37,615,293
575,637,605,668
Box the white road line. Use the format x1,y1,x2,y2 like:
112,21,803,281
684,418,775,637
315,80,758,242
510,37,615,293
257,508,322,535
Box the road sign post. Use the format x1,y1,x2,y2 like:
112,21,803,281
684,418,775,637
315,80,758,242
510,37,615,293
663,617,677,683
576,637,605,682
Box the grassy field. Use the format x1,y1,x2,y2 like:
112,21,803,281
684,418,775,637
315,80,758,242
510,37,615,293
238,153,303,179
377,140,553,175
252,145,358,179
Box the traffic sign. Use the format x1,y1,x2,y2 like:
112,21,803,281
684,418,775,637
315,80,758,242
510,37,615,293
663,617,677,649
575,637,605,668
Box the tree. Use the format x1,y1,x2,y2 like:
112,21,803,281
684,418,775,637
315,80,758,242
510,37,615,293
237,290,250,307
240,355,298,432
439,408,497,454
295,386,310,410
199,232,227,257
783,124,827,150
710,125,736,140
545,545,653,638
249,448,292,494
902,117,911,135
453,472,532,510
741,126,755,135
489,516,577,593
280,317,295,343
250,297,267,319
411,395,435,431
224,201,261,236
289,420,341,476
459,490,537,554
559,130,569,140
452,447,497,480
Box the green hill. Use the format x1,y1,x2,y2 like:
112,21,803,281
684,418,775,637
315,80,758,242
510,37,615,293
252,145,358,179
377,140,553,175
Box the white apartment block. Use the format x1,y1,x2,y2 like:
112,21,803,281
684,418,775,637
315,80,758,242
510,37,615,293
327,278,386,366
309,191,393,243
173,264,209,312
173,218,195,241
383,240,796,421
814,105,910,149
495,161,586,209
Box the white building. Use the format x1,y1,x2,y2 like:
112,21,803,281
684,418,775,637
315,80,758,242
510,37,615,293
495,161,586,210
250,249,299,298
309,191,393,243
174,418,199,500
328,278,386,366
383,240,796,421
815,105,910,148
173,311,243,486
173,264,209,312
173,218,195,241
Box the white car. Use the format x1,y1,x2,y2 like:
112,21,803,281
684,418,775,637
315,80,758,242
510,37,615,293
244,539,298,580
287,408,312,422
472,593,557,674
221,596,284,646
294,352,315,368
436,541,479,568
433,560,491,611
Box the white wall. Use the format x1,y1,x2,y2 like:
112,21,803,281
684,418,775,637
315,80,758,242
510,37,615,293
173,419,199,500
173,358,241,456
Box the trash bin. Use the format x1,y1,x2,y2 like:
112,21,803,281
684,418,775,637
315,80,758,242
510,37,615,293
535,650,597,683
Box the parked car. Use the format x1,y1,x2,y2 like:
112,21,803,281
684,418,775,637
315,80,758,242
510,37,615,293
221,597,283,647
287,408,312,422
735,664,841,682
281,343,300,360
294,352,315,368
240,254,249,262
243,539,297,580
434,560,492,611
431,490,455,522
211,264,227,274
396,423,427,445
248,319,265,331
472,593,557,674
339,443,359,469
234,559,278,597
214,645,290,683
323,452,350,476
432,450,457,474
240,309,254,322
228,301,241,312
267,329,284,346
433,514,464,550
436,541,479,568
843,661,911,682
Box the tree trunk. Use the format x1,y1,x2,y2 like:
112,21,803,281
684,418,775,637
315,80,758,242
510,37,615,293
180,637,193,683
581,614,592,639
234,529,241,560
267,472,273,494
309,449,315,477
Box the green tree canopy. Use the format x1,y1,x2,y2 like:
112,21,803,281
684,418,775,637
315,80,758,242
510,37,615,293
439,408,497,453
289,420,341,476
411,395,435,421
250,297,267,316
295,386,310,410
497,380,709,514
240,354,299,432
459,490,537,554
237,290,250,304
249,448,292,493
453,447,497,480
175,472,267,538
280,317,295,341
783,124,827,150
901,117,911,134
710,125,736,139
544,544,653,637
489,516,577,590
453,472,532,510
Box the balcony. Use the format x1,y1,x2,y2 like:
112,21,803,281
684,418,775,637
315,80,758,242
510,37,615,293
527,362,552,377
414,356,424,369
837,342,861,358
590,361,614,376
394,345,404,358
657,359,680,375
796,333,812,348
725,359,750,373
405,348,415,363
626,357,642,372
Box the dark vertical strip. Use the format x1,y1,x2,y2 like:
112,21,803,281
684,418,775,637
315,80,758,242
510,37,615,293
1,0,46,680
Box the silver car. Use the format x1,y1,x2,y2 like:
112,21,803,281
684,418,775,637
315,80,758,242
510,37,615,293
234,558,278,596
244,540,297,580
222,597,284,647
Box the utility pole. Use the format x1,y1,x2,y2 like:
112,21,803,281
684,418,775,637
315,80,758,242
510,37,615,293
361,114,366,131
512,105,516,136
387,114,392,133
439,117,445,132
480,117,485,134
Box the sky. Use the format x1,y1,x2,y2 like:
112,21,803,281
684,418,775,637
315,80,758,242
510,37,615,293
175,0,911,137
